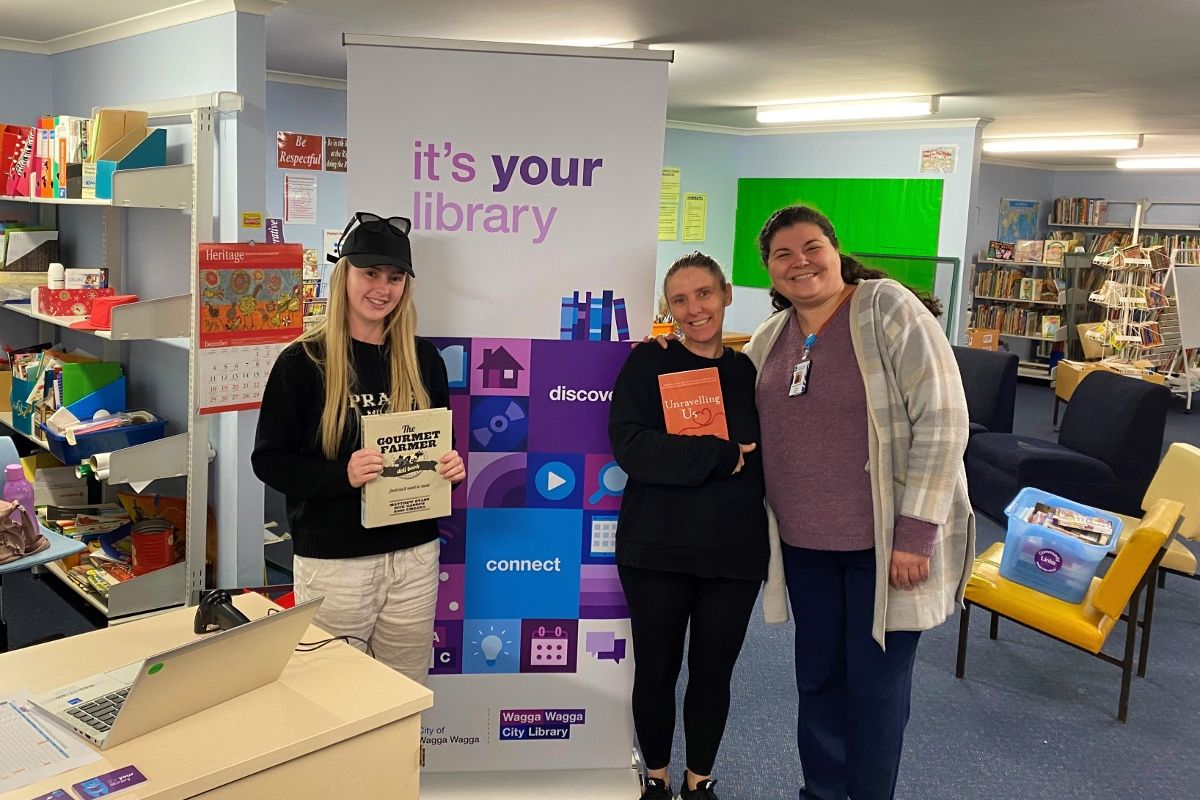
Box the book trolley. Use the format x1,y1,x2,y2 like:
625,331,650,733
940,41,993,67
0,92,242,622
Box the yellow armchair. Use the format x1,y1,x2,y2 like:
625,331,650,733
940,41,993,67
1112,443,1200,581
955,498,1183,722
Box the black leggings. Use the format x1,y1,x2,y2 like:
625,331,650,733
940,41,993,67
618,564,761,776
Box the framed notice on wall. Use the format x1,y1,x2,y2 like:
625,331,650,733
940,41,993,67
197,243,303,414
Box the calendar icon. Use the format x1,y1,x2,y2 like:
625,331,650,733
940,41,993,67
589,515,618,557
529,625,570,666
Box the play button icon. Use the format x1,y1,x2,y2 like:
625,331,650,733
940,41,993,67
535,461,576,501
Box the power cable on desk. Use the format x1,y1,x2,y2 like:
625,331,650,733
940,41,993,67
264,607,374,657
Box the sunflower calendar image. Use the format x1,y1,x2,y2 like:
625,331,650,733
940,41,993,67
197,243,304,414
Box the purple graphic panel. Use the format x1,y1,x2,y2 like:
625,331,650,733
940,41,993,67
527,340,628,454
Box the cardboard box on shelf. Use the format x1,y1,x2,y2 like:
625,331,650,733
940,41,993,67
966,328,1000,351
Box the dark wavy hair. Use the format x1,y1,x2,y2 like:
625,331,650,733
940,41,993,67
755,206,946,318
758,206,887,312
662,251,728,299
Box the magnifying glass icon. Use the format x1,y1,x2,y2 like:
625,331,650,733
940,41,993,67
589,461,628,503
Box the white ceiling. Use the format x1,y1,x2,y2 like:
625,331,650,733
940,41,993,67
3,0,1200,169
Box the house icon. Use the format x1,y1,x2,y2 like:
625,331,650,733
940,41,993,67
477,346,524,389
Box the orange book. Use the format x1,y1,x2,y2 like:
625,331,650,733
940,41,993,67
657,367,728,439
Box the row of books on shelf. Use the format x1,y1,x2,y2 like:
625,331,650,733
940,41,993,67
975,269,1066,303
1,107,163,201
1050,197,1110,226
1072,232,1199,262
971,305,1062,339
987,235,1082,264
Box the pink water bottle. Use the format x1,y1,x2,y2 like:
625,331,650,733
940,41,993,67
3,464,38,532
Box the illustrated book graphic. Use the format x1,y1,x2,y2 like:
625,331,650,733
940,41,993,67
657,367,728,439
361,407,452,528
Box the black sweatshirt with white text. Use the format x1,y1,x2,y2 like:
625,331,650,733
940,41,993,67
252,336,449,559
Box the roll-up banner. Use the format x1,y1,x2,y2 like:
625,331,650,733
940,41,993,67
344,34,671,775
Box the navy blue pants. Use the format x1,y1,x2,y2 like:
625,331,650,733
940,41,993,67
781,545,921,800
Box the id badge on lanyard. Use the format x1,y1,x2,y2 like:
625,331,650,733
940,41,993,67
789,359,811,396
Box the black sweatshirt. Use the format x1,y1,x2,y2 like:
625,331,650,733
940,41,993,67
608,340,768,581
252,336,449,559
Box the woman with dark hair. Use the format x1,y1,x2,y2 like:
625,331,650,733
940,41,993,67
743,206,973,800
609,252,767,800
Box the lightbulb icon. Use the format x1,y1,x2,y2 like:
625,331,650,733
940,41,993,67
480,634,503,666
471,624,513,669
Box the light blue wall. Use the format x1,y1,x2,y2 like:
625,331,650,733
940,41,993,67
1051,171,1200,227
0,50,52,122
265,80,348,268
49,15,238,116
659,124,985,337
655,128,740,300
971,162,1056,263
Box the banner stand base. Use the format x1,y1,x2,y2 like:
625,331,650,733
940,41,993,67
422,767,641,799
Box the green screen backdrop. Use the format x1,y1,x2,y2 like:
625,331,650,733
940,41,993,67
732,178,944,292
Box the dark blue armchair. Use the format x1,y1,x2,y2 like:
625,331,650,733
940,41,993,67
966,370,1170,520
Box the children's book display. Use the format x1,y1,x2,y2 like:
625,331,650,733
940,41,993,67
1085,243,1172,365
361,408,453,528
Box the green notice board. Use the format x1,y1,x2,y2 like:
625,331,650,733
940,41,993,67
732,178,944,291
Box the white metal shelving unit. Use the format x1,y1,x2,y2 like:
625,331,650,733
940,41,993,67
0,91,242,621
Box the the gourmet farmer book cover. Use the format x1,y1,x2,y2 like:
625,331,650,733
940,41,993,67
657,367,729,439
361,408,452,527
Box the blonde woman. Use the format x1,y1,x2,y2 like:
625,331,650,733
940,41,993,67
253,212,465,684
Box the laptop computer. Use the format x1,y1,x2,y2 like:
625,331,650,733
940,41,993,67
32,597,323,750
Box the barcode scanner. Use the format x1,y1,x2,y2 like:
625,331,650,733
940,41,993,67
194,589,251,634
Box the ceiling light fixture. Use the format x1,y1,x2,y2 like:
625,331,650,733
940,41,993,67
756,95,937,124
1115,157,1200,171
981,135,1143,154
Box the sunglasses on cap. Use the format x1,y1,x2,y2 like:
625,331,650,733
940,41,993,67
328,212,413,264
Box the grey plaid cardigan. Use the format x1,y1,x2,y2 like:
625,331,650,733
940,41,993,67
742,279,975,646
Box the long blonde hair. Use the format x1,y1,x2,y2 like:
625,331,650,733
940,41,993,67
297,257,431,459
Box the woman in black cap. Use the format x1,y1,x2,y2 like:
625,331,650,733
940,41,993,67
253,212,464,683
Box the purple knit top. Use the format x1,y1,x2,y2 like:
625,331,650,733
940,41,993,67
757,304,937,556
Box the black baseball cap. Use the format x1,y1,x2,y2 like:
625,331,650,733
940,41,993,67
332,212,415,276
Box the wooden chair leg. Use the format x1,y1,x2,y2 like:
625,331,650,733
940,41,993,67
1118,587,1143,722
1139,572,1158,678
956,603,971,678
989,611,999,640
1157,569,1166,589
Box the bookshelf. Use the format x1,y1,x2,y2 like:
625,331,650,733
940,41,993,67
0,92,239,621
969,254,1080,381
1048,198,1200,265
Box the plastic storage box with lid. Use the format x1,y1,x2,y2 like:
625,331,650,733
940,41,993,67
37,419,168,466
999,487,1124,603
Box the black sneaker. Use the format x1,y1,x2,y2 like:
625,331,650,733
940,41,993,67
680,778,719,800
639,776,673,800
